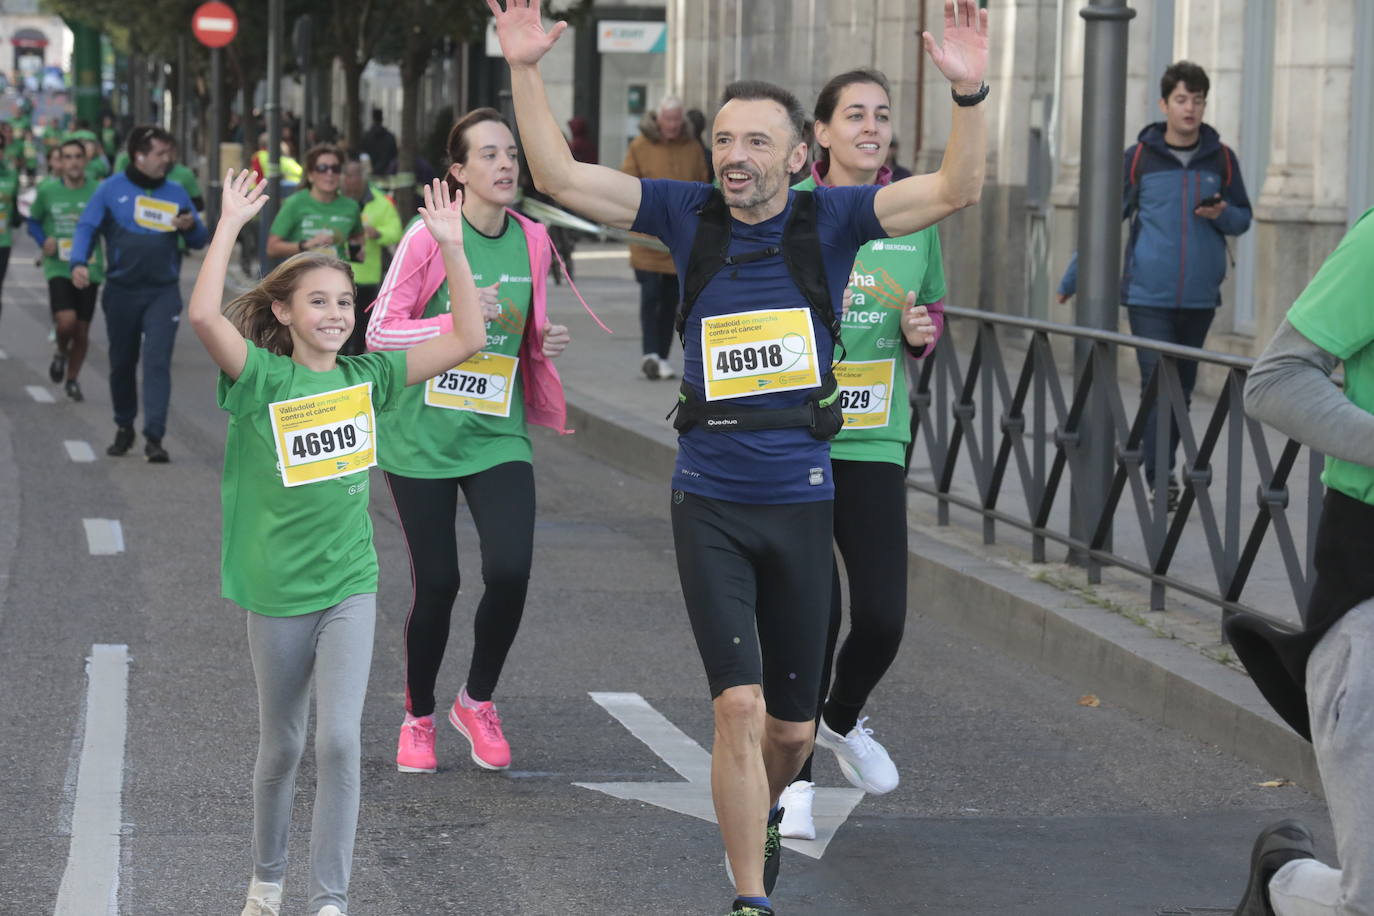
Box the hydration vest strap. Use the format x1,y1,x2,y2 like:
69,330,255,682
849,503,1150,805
670,374,842,440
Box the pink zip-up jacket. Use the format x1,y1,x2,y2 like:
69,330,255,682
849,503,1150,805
366,208,606,434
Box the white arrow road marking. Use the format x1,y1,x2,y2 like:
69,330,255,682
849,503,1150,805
574,691,865,858
55,644,130,916
26,385,55,403
65,441,97,463
83,519,125,555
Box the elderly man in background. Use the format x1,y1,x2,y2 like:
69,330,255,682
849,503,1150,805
620,95,709,380
341,158,401,355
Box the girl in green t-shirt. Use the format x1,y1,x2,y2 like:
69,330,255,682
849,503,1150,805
191,170,486,916
779,69,948,840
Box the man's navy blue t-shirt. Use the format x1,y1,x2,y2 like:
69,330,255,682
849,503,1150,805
632,179,886,503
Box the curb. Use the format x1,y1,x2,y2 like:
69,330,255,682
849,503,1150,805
562,389,1322,794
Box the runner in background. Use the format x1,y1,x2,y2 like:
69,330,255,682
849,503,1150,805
29,138,104,401
189,171,485,916
780,69,946,840
0,129,16,331
341,158,401,355
267,144,364,264
368,107,591,776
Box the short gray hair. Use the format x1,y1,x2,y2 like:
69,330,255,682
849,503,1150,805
658,95,685,114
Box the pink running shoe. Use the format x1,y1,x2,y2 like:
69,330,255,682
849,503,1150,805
396,715,437,774
448,688,511,770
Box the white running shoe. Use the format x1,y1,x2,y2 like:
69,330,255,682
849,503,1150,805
779,780,816,840
815,716,899,794
656,356,677,379
240,880,282,916
641,353,661,380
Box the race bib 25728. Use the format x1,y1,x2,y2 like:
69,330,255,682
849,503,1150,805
423,351,519,417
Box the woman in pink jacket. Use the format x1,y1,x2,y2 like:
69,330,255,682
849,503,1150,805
368,107,601,773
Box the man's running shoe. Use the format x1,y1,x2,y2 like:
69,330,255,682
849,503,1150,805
239,879,281,916
815,716,899,794
48,351,66,384
656,356,677,379
145,438,170,463
396,715,437,773
107,426,135,456
727,901,774,916
64,379,83,402
778,781,816,840
448,688,511,770
1231,819,1315,916
763,805,783,894
641,353,661,380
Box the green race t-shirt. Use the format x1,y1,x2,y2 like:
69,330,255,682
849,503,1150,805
793,175,946,465
84,156,110,184
217,341,408,616
270,189,363,261
1286,206,1374,505
30,179,104,282
0,163,17,248
377,215,534,479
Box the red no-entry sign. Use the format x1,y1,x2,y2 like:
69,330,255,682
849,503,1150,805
192,2,238,48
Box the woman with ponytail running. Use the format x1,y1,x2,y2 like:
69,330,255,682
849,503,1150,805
368,107,603,774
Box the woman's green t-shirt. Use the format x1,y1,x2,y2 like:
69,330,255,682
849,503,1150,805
377,216,535,479
269,189,363,261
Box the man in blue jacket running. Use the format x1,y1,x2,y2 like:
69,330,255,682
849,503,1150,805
70,125,208,462
1058,61,1251,510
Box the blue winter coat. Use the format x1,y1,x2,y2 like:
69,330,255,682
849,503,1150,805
1059,122,1252,310
69,170,208,288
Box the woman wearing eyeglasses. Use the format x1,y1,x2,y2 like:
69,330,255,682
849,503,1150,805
267,144,364,263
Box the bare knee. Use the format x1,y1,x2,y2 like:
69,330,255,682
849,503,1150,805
765,717,814,762
714,686,766,749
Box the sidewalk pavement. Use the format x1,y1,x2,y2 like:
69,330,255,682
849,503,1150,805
542,241,1320,793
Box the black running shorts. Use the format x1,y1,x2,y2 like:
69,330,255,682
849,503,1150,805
670,489,834,722
49,276,99,322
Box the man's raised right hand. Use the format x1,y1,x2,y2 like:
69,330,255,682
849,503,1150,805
486,0,569,68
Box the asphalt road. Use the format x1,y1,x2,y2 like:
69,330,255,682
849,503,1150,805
0,238,1332,916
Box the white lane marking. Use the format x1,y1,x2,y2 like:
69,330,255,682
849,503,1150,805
65,441,97,463
54,644,130,916
0,347,8,359
571,249,630,261
83,519,125,556
575,692,864,859
26,385,56,403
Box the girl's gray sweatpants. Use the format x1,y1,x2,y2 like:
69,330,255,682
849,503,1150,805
246,593,375,913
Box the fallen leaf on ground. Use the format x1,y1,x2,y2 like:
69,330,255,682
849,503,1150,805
1077,694,1101,707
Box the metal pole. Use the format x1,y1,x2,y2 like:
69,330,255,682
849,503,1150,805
208,47,223,230
1069,0,1135,571
177,36,189,153
261,0,284,276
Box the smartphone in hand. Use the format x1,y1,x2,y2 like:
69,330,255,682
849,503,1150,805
1197,193,1223,208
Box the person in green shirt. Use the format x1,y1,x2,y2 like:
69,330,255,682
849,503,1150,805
266,143,363,264
81,135,110,184
191,171,485,916
28,138,105,400
100,114,118,159
340,158,402,354
778,69,947,841
0,132,18,329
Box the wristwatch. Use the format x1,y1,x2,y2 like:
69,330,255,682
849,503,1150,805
952,83,990,107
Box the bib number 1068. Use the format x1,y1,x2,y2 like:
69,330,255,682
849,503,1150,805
715,343,784,376
289,422,358,460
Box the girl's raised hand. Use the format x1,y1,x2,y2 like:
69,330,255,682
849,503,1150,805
416,178,465,249
220,169,269,229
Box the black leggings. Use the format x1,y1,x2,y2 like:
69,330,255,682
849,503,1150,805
386,461,536,716
0,246,10,324
797,459,908,782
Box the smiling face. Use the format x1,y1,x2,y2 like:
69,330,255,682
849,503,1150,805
272,266,356,356
452,119,519,207
711,98,808,213
815,80,892,179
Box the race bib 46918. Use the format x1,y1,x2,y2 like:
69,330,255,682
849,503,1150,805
700,307,820,401
268,382,377,487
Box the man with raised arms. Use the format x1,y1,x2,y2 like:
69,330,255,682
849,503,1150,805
488,2,988,913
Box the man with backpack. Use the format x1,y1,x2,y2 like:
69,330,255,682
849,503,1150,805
487,2,988,914
1057,60,1252,511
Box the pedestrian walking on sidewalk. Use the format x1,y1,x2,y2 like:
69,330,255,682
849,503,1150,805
1057,61,1252,512
487,1,988,912
28,138,104,401
69,125,208,462
778,68,948,841
1227,207,1374,916
620,95,709,381
368,107,602,777
190,170,485,916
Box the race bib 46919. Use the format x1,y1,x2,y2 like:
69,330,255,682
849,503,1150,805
700,307,820,401
268,383,377,487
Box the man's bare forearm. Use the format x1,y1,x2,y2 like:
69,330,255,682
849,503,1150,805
510,64,575,196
